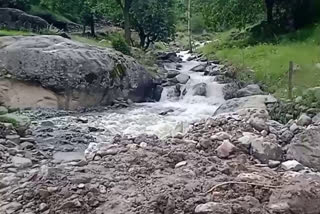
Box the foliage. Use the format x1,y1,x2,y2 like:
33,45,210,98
111,34,131,55
191,15,206,34
130,0,176,49
72,35,112,48
0,30,35,37
200,23,320,97
0,0,31,11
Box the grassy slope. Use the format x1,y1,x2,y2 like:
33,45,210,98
0,30,35,36
200,24,320,97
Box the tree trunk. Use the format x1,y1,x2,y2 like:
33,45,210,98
124,0,131,44
90,14,95,36
187,0,192,53
265,0,275,24
82,25,86,35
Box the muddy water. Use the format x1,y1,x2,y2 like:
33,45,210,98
35,51,225,160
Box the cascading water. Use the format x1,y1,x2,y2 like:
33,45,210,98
39,51,226,159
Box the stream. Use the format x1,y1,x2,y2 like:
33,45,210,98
33,51,226,160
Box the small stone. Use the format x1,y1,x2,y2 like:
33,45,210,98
210,132,231,141
39,203,48,212
268,160,281,168
249,117,269,132
11,156,32,169
20,141,35,150
195,202,232,214
77,117,88,123
139,142,147,148
41,121,55,127
216,140,236,158
281,160,304,172
261,130,268,137
289,123,299,133
99,185,107,194
175,161,187,168
20,137,36,142
6,135,21,144
297,113,312,126
78,183,85,189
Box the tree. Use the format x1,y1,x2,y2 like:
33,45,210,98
130,0,176,50
0,0,31,11
115,0,133,44
187,0,192,52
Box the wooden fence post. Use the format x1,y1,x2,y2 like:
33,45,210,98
288,61,293,100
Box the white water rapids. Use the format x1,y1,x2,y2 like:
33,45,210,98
42,51,226,159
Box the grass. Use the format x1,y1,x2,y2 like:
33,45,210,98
0,30,35,37
71,35,112,48
200,23,320,98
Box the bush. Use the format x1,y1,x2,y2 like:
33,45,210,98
111,35,131,55
191,15,206,34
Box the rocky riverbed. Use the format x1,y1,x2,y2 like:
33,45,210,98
1,50,320,214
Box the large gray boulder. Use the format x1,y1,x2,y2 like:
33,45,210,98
175,74,190,84
0,36,159,110
0,8,49,32
287,127,320,170
192,83,207,96
236,84,264,98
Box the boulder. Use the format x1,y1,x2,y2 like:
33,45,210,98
236,84,264,98
251,137,283,163
312,113,320,124
166,70,180,78
11,156,32,169
281,160,304,172
222,83,241,100
287,127,320,170
157,52,181,63
216,140,236,158
191,63,207,72
296,113,312,126
192,83,207,96
249,117,269,132
154,85,163,102
195,202,232,214
215,95,277,115
0,113,31,135
175,74,190,84
0,106,8,115
0,8,49,32
204,65,221,76
0,36,159,110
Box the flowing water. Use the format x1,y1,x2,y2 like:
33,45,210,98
37,51,225,159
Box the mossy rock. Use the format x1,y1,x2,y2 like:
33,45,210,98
0,113,31,135
0,106,8,115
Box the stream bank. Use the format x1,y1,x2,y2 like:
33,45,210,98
1,50,320,214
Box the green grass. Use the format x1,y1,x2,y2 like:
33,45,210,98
30,5,75,23
200,23,320,98
0,30,35,37
71,35,112,48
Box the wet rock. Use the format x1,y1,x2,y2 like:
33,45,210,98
6,135,21,144
289,123,299,133
249,117,269,132
312,113,320,123
39,203,49,212
20,141,35,150
251,138,283,163
268,160,281,168
175,161,187,168
158,52,181,62
236,84,264,98
279,130,294,144
175,74,190,84
192,83,207,96
281,160,304,172
167,70,180,78
41,121,55,127
0,202,22,214
296,113,312,126
159,109,174,116
216,140,236,158
11,156,32,168
195,202,232,214
154,85,163,102
191,63,207,72
0,106,8,115
222,83,241,100
287,127,320,170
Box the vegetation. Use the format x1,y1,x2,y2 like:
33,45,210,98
0,30,35,37
111,34,131,55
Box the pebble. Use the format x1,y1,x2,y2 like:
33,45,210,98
175,161,187,168
39,203,48,211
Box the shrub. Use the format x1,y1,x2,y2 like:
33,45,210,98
111,35,131,55
191,15,206,34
